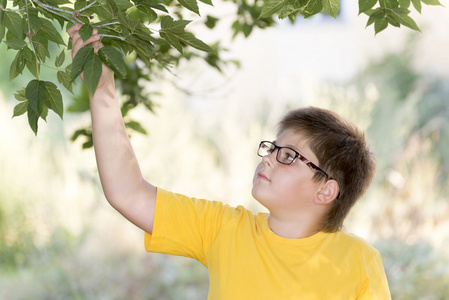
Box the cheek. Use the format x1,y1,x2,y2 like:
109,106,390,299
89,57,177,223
277,170,317,198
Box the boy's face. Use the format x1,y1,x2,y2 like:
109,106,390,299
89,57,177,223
252,130,325,218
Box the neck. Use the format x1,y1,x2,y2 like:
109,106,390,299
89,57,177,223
267,213,321,239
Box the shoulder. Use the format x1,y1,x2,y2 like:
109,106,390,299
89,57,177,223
330,231,382,259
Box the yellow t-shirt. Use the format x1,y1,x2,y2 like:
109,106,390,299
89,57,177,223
145,189,391,300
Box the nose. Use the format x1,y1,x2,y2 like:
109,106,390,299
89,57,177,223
262,151,276,166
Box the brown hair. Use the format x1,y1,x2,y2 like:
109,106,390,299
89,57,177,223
277,107,376,232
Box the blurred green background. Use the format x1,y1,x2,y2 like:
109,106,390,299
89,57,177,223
1,2,449,299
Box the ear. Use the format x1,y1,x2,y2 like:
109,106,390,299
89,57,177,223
315,180,339,205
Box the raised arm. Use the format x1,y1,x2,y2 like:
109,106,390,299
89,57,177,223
67,24,157,233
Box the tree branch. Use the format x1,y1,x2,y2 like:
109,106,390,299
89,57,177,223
100,34,126,41
30,0,78,23
0,5,24,12
78,1,97,12
24,0,40,79
95,21,121,27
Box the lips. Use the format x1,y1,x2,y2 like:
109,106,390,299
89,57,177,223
256,172,270,182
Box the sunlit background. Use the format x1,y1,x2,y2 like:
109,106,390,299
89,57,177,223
1,1,449,299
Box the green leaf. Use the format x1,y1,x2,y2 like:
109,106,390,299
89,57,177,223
3,11,23,38
32,34,51,62
117,11,142,31
12,101,28,118
137,1,168,13
28,13,41,35
359,0,378,13
104,0,119,14
260,0,288,18
135,5,158,21
412,0,422,13
125,120,147,134
21,47,34,62
42,81,64,119
10,51,26,81
0,25,5,44
55,50,65,67
57,69,74,94
98,46,127,78
74,0,89,10
27,104,40,135
411,0,421,12
14,88,27,101
421,0,442,5
83,52,103,95
366,7,386,26
79,24,94,42
178,0,200,15
198,0,213,5
399,0,411,8
4,38,27,49
71,45,94,82
40,105,49,122
0,0,6,25
71,128,90,141
25,55,39,78
303,0,323,18
25,80,44,116
242,23,252,37
40,18,65,45
379,0,398,8
205,15,219,29
322,0,340,18
374,13,389,34
386,9,401,26
90,4,114,20
388,7,421,31
160,15,191,31
115,0,133,11
160,16,212,53
82,139,94,149
25,80,44,135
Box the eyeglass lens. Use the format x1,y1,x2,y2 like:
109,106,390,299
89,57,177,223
258,142,296,165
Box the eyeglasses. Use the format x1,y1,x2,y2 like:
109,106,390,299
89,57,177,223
257,141,330,179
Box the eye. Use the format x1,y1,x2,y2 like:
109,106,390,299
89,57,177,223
279,149,295,163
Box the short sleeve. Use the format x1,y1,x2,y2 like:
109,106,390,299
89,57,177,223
144,188,240,267
358,250,391,300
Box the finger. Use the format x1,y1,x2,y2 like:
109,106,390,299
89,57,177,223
67,23,82,38
69,25,98,49
92,40,104,53
71,34,101,57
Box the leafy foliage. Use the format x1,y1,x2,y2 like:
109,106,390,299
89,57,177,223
0,0,444,139
260,0,443,34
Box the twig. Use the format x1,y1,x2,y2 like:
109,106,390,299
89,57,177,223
73,16,85,24
33,0,72,14
24,0,39,79
31,0,78,23
100,34,126,41
78,1,97,12
95,21,120,27
0,5,25,12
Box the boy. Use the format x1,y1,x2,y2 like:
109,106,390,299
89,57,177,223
68,24,391,299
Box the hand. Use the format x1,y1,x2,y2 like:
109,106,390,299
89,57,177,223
67,24,115,92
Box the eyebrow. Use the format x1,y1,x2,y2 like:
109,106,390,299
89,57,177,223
273,140,301,152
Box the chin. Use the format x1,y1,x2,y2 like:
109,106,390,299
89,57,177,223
251,189,269,209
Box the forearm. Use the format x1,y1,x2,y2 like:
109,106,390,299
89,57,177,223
90,81,147,207
68,23,156,233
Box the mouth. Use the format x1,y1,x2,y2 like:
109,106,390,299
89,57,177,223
256,172,270,182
